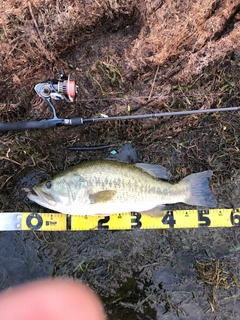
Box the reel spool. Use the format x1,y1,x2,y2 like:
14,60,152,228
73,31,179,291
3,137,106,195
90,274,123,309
35,72,78,104
57,75,76,102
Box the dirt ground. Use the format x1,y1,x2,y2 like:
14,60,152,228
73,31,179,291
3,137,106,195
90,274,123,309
1,0,240,319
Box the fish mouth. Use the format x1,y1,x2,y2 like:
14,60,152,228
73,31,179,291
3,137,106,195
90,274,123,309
27,187,56,208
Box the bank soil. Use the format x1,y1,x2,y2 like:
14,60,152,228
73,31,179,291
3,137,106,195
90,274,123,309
1,1,240,319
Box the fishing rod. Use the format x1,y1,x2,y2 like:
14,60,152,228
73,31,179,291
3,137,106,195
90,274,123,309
1,72,240,132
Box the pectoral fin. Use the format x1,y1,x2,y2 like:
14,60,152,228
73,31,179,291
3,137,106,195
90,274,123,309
141,205,166,217
89,190,117,203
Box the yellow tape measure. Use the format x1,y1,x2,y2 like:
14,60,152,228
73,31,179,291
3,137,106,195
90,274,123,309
1,208,240,231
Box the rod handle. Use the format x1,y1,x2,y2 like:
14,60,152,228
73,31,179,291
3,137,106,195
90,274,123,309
0,119,63,132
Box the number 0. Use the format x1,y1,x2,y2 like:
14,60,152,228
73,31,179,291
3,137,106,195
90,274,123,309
26,213,43,230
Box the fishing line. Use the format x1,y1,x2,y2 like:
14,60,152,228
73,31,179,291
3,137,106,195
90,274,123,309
76,91,240,103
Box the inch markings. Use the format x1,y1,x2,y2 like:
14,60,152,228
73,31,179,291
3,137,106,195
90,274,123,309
0,208,239,231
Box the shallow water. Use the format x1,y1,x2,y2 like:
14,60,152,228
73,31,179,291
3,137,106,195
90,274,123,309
0,225,240,319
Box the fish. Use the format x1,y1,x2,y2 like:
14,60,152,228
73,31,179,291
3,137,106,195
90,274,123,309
27,159,217,216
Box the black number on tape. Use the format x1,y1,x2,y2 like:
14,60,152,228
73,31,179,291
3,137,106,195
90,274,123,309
198,210,211,227
98,216,110,229
162,211,176,228
131,212,142,229
230,210,240,226
26,213,43,230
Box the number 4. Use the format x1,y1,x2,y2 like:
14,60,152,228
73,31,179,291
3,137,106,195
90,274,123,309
162,211,176,228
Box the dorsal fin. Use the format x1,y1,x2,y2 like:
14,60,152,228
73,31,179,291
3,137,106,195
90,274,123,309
135,163,172,180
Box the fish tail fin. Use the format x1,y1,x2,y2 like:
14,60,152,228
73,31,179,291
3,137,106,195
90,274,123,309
180,170,217,207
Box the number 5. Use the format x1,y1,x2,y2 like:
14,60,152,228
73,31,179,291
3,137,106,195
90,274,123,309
198,210,211,227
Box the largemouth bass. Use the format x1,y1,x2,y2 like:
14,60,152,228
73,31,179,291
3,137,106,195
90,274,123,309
27,160,217,216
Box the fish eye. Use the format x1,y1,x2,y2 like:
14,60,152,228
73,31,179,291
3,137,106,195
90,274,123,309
45,181,52,189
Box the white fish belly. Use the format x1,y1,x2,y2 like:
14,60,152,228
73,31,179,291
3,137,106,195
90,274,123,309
61,200,162,215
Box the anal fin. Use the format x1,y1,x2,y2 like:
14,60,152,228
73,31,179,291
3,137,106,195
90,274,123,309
141,205,166,217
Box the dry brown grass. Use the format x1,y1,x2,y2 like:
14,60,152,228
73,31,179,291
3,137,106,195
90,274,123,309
194,257,238,311
127,0,240,80
0,0,239,98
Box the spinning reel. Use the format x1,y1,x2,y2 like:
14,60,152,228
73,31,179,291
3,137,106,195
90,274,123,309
35,71,78,118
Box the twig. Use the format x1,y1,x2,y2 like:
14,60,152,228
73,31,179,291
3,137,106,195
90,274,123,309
33,231,54,244
0,156,21,166
3,42,19,62
148,65,159,101
28,1,45,46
